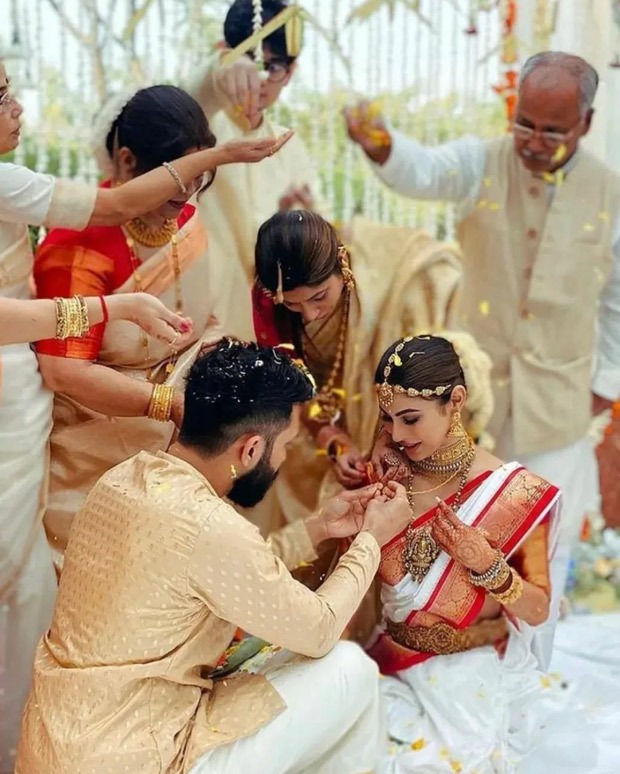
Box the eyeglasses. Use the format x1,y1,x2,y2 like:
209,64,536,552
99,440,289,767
512,120,581,149
262,60,291,84
0,89,18,113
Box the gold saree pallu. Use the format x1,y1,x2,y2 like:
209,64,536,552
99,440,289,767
386,617,508,656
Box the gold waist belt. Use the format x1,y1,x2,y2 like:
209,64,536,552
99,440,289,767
386,617,508,656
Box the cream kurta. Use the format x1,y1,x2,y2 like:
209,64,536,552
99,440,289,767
17,451,380,773
190,62,326,340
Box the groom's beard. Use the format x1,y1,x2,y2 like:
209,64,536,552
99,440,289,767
228,456,278,508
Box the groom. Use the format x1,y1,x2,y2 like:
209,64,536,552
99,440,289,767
17,339,410,774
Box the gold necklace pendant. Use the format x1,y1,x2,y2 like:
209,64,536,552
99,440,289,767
125,217,178,248
402,524,440,583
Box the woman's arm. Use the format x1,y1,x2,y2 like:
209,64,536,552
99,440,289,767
86,134,292,227
0,294,191,347
37,354,183,426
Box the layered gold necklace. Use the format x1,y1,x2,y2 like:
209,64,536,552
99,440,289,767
402,419,476,583
306,284,351,424
124,217,184,380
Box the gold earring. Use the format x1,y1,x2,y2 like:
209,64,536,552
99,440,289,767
230,464,238,480
447,411,463,437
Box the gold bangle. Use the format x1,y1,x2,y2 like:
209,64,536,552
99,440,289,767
54,295,91,339
468,549,511,590
162,162,188,195
147,384,174,422
489,568,524,606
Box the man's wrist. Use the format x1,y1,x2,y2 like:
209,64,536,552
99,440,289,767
304,513,328,548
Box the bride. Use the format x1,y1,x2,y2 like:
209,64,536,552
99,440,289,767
370,334,619,773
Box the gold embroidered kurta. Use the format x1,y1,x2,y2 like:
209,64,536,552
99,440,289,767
16,451,380,773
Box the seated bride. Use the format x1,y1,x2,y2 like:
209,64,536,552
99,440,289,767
370,334,618,773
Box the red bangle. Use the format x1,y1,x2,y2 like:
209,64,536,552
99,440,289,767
99,296,109,324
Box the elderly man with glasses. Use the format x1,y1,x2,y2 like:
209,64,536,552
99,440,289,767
188,0,326,343
346,51,620,609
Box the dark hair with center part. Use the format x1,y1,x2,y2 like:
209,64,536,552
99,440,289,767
375,335,466,406
255,210,344,357
180,339,315,456
224,0,296,63
105,85,217,192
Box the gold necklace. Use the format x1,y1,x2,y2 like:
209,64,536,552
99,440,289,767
402,437,475,583
411,433,473,476
405,466,461,506
307,285,351,424
124,217,178,248
125,220,184,381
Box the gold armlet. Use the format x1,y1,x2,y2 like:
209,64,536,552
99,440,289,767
147,384,174,422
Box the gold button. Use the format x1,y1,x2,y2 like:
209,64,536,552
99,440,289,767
528,186,540,198
526,228,538,240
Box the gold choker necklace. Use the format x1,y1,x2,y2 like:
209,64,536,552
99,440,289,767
125,217,178,248
411,434,474,477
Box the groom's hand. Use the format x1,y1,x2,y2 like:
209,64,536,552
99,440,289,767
315,484,385,542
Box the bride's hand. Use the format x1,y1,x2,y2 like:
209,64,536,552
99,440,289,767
218,132,294,165
370,431,409,484
431,499,497,573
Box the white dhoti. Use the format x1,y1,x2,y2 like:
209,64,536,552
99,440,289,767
496,419,598,599
190,641,384,774
0,343,56,774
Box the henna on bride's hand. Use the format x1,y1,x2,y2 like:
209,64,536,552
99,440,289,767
434,499,495,572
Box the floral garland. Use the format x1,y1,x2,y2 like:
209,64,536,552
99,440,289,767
492,0,519,130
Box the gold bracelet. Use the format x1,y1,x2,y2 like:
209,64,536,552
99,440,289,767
489,568,524,606
147,384,174,422
162,162,188,195
54,295,91,339
468,549,511,591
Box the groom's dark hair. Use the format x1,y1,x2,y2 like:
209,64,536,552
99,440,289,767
224,0,295,63
180,339,314,456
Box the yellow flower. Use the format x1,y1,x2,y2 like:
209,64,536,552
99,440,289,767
308,403,323,419
599,210,610,222
450,760,463,773
439,747,450,759
582,222,595,232
540,676,552,689
411,738,426,751
477,199,488,209
488,202,501,211
483,176,492,188
478,300,490,316
552,143,567,164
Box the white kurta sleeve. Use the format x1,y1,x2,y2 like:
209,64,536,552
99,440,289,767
592,216,620,401
0,163,96,230
371,131,487,203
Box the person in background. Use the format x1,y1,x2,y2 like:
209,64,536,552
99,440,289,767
189,0,326,340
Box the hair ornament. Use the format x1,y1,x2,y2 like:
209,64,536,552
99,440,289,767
376,336,451,410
